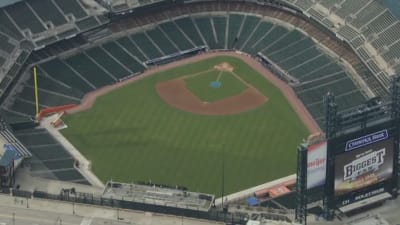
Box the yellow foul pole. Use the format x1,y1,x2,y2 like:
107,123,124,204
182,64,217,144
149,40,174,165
33,67,39,116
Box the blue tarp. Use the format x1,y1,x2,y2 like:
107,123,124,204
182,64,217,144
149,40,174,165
0,150,15,167
4,144,21,160
247,197,259,206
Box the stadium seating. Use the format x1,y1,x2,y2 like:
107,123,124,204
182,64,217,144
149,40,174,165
0,108,33,124
28,36,88,63
350,36,365,49
370,23,400,50
287,55,333,80
382,41,400,63
234,15,261,50
0,32,16,54
241,22,274,54
26,74,84,100
349,1,386,29
273,46,321,69
366,60,382,75
300,63,343,81
307,8,325,22
266,38,313,62
337,25,359,41
35,36,58,47
212,16,227,49
174,17,205,47
297,77,356,104
101,42,145,74
27,0,68,27
193,17,219,49
4,1,47,34
294,0,314,11
159,21,195,51
356,47,371,61
85,47,131,79
363,10,398,35
318,0,342,11
76,17,100,31
64,53,116,87
53,0,87,19
56,28,79,40
0,10,23,40
18,86,79,108
130,33,164,59
0,127,31,158
14,128,87,182
0,1,391,196
0,57,5,67
116,37,148,61
249,25,289,54
40,58,95,93
1,2,376,140
256,27,296,54
146,27,179,55
9,98,36,118
227,14,245,49
334,0,370,19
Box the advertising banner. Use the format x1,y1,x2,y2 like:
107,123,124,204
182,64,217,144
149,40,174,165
307,141,327,189
334,131,393,196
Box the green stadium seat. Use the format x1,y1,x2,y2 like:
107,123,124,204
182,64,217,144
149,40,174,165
64,53,116,87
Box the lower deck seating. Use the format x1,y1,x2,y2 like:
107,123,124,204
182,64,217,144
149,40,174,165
14,128,87,183
0,127,31,158
193,17,219,49
159,21,195,51
234,15,261,50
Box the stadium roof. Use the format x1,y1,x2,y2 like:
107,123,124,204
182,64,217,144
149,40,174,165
0,0,24,8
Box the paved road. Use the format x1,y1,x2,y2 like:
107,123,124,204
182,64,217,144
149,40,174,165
0,201,141,225
0,194,222,225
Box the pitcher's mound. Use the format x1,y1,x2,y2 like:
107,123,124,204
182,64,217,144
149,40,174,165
156,79,267,115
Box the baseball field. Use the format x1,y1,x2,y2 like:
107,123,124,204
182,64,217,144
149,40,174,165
61,55,309,195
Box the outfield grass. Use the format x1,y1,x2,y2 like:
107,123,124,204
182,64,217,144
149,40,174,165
184,70,247,102
61,56,308,196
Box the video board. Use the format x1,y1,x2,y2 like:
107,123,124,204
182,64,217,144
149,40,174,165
307,141,326,189
334,130,393,196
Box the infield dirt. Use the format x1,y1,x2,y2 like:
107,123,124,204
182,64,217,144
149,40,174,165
156,78,267,115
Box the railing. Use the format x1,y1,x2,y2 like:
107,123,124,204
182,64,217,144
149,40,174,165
2,188,248,225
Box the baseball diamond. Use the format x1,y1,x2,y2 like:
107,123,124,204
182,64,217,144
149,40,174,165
60,55,310,195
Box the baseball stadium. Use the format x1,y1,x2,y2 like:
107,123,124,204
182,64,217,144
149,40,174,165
0,0,400,224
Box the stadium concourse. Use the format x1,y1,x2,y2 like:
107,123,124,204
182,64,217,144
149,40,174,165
0,0,399,224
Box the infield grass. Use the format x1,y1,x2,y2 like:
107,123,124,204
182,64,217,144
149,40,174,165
61,56,309,196
184,70,247,102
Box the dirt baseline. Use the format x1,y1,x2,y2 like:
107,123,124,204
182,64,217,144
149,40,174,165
156,79,267,115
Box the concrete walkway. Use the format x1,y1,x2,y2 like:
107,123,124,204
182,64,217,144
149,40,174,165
0,194,223,225
15,167,103,195
40,114,105,188
214,174,295,206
